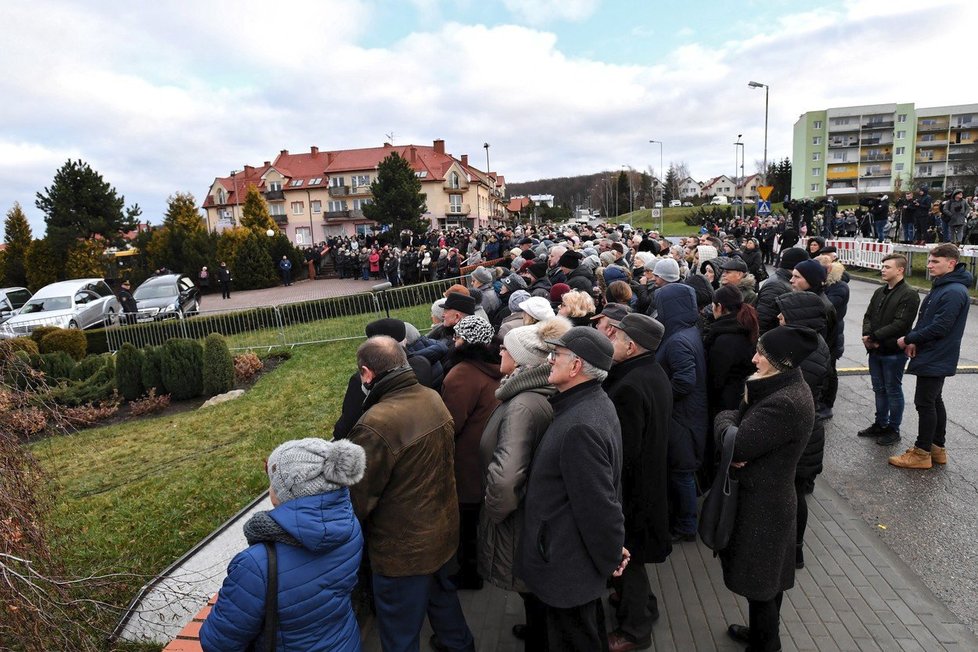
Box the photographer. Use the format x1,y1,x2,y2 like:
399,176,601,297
821,198,837,239
868,194,890,243
942,189,972,245
895,192,914,243
912,186,933,245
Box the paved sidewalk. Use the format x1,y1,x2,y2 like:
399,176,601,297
361,481,978,651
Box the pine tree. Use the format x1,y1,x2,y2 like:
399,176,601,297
239,185,277,233
362,152,428,235
35,160,130,276
664,166,679,204
231,231,277,290
24,239,59,291
64,239,105,279
163,192,205,232
616,171,630,214
2,203,32,287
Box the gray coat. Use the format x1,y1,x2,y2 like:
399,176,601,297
715,368,814,601
518,380,624,608
477,365,556,592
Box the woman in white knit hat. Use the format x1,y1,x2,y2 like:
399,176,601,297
478,316,572,649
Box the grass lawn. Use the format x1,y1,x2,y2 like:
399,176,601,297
615,203,787,235
32,336,365,642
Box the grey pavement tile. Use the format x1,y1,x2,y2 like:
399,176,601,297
886,598,924,626
862,622,900,649
811,634,843,651
854,638,883,652
784,618,817,650
839,608,873,640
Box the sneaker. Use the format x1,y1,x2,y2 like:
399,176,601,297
857,423,886,437
876,427,901,446
888,447,932,469
931,445,947,465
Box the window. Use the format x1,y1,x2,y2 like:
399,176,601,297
295,227,311,245
961,131,971,140
355,223,373,236
896,131,906,139
895,146,905,156
351,174,370,188
329,177,345,187
812,152,821,161
309,177,322,186
268,181,282,191
217,189,227,204
352,198,372,210
813,136,822,146
269,204,286,216
895,163,904,171
327,200,347,212
289,179,303,187
416,171,428,178
813,120,822,129
811,167,821,177
449,172,460,189
449,194,463,211
291,201,304,215
810,184,820,193
921,134,935,142
897,114,907,123
918,164,933,175
311,200,322,214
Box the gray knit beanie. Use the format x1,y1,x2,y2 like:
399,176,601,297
267,438,366,503
509,289,531,313
471,266,493,285
504,317,572,368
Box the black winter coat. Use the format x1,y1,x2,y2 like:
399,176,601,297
755,268,793,335
565,266,595,294
703,314,756,418
602,353,673,563
715,368,814,601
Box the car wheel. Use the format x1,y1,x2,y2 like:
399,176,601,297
67,320,79,329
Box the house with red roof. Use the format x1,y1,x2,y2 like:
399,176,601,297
202,140,506,243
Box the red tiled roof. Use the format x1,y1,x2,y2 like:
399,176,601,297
202,164,270,208
507,197,531,213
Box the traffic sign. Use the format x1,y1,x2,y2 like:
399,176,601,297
757,200,772,216
651,208,661,218
757,185,774,201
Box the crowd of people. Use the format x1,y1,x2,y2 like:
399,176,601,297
198,218,971,652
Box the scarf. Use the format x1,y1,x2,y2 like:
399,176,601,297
495,364,554,402
243,510,301,547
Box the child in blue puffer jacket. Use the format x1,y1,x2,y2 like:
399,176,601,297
200,438,365,651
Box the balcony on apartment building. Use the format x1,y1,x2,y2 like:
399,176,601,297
324,210,351,219
445,203,471,215
860,153,892,162
828,138,859,148
917,137,949,147
861,120,894,130
328,186,350,197
828,122,860,133
827,182,857,195
272,214,288,225
349,186,371,195
263,189,285,201
915,168,946,179
859,136,892,146
827,165,858,180
917,120,949,133
947,147,977,161
861,167,892,178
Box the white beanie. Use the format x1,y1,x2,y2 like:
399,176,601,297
519,296,555,322
267,438,366,503
697,244,718,264
504,317,572,368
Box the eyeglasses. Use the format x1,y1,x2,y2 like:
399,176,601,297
547,349,578,363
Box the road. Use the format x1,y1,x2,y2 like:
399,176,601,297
824,270,978,635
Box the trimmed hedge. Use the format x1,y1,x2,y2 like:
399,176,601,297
0,337,40,358
115,343,144,401
40,328,87,361
39,351,76,381
31,325,61,345
202,333,234,396
160,338,203,400
141,346,164,394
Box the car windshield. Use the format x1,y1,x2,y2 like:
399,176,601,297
134,283,177,300
20,296,71,313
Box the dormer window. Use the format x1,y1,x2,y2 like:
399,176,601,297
217,189,227,204
450,172,460,189
269,181,282,191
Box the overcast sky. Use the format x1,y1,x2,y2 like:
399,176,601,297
3,0,976,234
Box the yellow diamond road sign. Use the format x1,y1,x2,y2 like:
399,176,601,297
757,185,774,201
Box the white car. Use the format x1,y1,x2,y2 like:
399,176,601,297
0,287,32,325
0,278,120,338
669,200,682,207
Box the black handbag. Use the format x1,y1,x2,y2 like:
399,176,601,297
698,425,739,553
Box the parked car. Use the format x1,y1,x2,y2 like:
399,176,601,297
682,201,694,207
0,287,32,325
710,195,729,205
0,279,120,338
132,273,201,321
669,199,682,208
654,201,663,209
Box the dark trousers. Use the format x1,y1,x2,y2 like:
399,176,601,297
610,560,657,643
372,560,474,652
545,598,608,652
914,375,947,450
456,503,481,588
747,591,784,652
219,281,231,299
518,592,548,652
822,357,839,409
795,476,809,547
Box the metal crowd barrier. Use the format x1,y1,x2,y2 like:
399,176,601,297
825,238,978,286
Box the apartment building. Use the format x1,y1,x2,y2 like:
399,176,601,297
792,103,978,200
202,139,506,243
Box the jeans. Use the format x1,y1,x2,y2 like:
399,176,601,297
669,470,698,535
941,219,951,242
874,219,888,242
372,561,475,652
903,221,915,242
868,352,908,429
914,375,947,450
951,223,965,243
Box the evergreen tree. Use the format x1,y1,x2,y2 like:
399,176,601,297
163,192,205,232
35,160,132,275
145,193,215,274
2,203,32,287
664,166,679,204
239,185,277,233
232,231,277,290
616,171,630,214
64,239,105,279
767,157,792,202
24,239,58,291
362,152,428,235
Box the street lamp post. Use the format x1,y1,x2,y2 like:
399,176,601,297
482,143,492,225
748,81,769,187
649,139,663,232
734,136,744,220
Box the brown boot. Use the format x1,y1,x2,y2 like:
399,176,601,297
889,447,932,469
931,445,947,465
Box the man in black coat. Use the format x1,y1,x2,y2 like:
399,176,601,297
117,280,138,325
519,327,626,651
755,248,808,335
603,314,673,652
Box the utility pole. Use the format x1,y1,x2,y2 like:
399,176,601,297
748,81,769,186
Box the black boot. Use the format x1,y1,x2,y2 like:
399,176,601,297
796,544,805,569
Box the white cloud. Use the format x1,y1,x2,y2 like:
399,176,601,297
501,0,599,24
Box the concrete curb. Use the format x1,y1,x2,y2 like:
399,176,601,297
838,365,978,377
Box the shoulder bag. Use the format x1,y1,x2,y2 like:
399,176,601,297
698,425,739,553
247,542,278,652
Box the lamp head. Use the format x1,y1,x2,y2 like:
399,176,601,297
748,81,764,88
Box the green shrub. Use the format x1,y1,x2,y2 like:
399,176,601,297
160,338,203,400
0,337,40,358
115,343,145,401
141,346,164,393
30,325,61,345
39,351,76,381
45,363,116,407
39,328,87,361
202,333,234,396
71,354,112,381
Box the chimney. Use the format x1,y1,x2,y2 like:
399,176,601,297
461,154,468,167
383,142,393,148
244,165,254,174
409,147,417,164
433,139,445,155
280,149,289,157
326,152,335,165
263,161,271,167
310,146,319,155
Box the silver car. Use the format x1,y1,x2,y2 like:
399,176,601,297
0,278,120,338
0,287,32,325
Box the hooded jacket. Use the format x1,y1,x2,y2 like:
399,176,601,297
200,492,363,652
654,283,709,471
905,263,973,377
703,313,756,416
823,262,850,358
755,267,794,335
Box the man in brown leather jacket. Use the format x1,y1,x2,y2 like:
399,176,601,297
348,335,475,651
